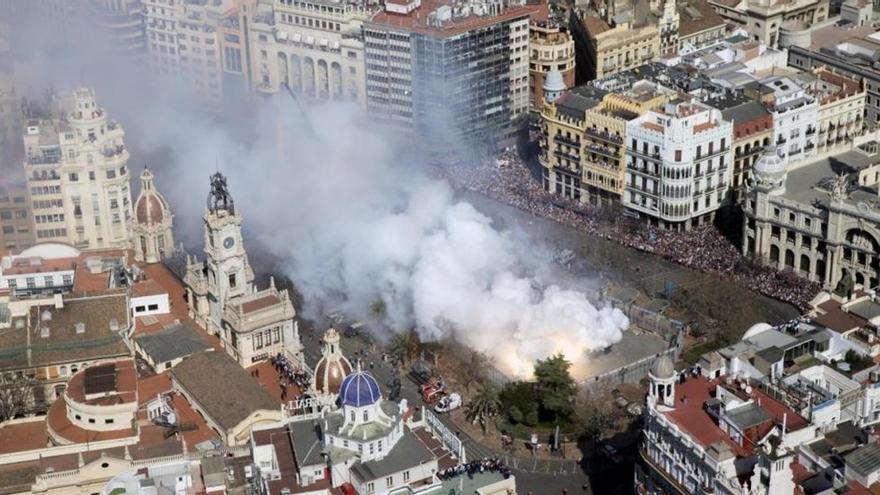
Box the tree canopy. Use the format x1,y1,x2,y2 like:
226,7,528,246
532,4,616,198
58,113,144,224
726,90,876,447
533,354,576,421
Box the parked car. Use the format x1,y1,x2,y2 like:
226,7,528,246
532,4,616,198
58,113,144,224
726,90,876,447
434,393,462,413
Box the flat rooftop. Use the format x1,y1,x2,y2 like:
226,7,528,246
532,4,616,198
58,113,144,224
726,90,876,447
577,328,670,381
781,149,878,208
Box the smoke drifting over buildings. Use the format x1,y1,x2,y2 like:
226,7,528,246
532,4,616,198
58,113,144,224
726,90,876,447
2,7,628,378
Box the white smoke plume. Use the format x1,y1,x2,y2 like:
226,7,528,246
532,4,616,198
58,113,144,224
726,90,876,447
2,7,629,379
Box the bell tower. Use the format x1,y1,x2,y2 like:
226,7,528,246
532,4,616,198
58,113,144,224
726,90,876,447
202,173,254,329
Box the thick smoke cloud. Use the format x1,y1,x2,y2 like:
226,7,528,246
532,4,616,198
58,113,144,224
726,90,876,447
2,6,629,379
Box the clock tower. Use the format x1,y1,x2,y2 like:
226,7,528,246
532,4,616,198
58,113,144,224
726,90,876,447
203,173,254,332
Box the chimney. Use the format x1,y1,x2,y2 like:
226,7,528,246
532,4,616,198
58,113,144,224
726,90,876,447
53,293,63,309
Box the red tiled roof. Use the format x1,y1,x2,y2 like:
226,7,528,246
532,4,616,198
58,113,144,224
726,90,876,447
5,257,77,275
664,376,751,457
0,420,48,454
241,294,281,314
137,372,172,406
132,279,166,298
47,396,136,444
662,376,808,458
66,359,138,405
815,300,868,333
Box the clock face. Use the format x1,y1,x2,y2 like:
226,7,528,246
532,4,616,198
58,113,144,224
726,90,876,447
223,236,235,249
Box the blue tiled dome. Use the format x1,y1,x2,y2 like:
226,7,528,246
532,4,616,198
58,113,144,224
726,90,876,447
338,370,381,407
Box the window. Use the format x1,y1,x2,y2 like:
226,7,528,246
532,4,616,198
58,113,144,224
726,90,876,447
386,476,393,488
89,171,95,181
68,173,78,182
26,277,35,289
367,482,374,494
135,306,146,313
147,304,158,311
105,418,114,424
403,471,410,482
255,332,263,350
88,418,96,424
674,149,681,162
363,410,369,421
229,273,237,288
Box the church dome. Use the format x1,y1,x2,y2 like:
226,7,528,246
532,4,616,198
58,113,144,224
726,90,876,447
135,167,170,225
314,328,352,395
543,69,566,93
339,370,381,407
651,355,675,380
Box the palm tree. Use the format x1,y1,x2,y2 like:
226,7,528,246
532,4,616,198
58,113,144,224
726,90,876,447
388,331,421,368
466,385,502,433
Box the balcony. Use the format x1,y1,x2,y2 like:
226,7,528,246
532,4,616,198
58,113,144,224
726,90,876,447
585,127,623,143
806,126,816,136
586,143,619,159
630,148,662,161
554,134,580,147
554,150,580,162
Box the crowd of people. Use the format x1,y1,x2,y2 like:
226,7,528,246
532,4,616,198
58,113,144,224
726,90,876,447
433,152,821,311
437,457,512,480
271,353,310,401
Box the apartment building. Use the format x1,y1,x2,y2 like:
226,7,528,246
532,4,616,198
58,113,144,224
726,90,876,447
88,0,148,63
22,88,134,250
637,355,812,495
676,0,727,52
0,183,33,251
364,0,537,152
708,0,829,46
539,80,671,206
624,98,733,229
529,20,575,110
805,69,866,155
144,0,255,107
757,74,817,163
711,95,773,202
249,0,376,105
570,11,661,81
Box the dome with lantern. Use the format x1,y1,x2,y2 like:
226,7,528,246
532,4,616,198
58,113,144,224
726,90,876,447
751,145,787,190
135,167,171,226
132,166,175,264
338,368,382,408
312,328,353,396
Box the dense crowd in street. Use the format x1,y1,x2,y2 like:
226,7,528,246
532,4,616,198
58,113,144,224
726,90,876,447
438,457,512,480
433,151,820,311
271,353,310,400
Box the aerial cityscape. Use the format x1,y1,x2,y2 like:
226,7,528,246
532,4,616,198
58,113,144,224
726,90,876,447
1,0,880,494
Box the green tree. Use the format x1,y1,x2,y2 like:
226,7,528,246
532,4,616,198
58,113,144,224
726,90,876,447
388,331,421,368
508,405,524,424
466,385,502,433
370,299,386,320
534,354,576,421
500,381,539,426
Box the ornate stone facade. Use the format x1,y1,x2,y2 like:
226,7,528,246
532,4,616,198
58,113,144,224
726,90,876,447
184,173,303,367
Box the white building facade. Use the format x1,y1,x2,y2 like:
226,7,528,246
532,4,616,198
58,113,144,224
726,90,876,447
624,99,733,229
23,88,134,250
